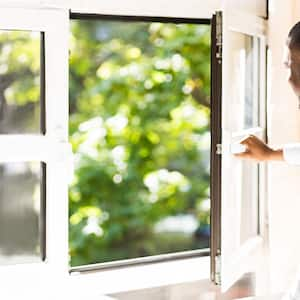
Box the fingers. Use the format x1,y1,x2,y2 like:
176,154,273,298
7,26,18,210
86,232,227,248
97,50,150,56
239,134,264,147
233,135,266,161
239,134,255,145
233,151,260,162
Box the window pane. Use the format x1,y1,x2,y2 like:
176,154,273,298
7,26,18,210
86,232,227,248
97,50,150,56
244,36,260,129
69,19,211,266
0,162,44,264
0,30,43,134
239,162,259,244
227,33,259,130
228,32,261,245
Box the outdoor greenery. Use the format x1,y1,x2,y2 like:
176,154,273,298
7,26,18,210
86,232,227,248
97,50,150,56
69,20,211,266
0,21,211,267
0,31,40,133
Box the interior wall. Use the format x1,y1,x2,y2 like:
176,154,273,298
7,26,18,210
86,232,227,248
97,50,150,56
267,0,300,294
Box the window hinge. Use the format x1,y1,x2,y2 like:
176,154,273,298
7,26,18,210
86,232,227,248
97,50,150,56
215,250,221,285
216,11,222,63
216,143,222,155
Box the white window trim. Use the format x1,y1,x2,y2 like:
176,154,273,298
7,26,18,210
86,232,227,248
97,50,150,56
0,6,70,299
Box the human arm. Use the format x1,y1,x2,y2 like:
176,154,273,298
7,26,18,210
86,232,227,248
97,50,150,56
234,135,284,162
234,135,300,164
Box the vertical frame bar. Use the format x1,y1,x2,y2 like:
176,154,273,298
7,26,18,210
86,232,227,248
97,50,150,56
40,32,46,135
40,162,47,261
44,9,69,271
40,32,47,261
210,12,222,284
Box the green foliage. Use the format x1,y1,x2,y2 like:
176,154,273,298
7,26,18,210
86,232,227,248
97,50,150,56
69,20,211,266
0,31,41,133
0,31,40,105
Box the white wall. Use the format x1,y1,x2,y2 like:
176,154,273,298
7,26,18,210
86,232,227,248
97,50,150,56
267,0,300,294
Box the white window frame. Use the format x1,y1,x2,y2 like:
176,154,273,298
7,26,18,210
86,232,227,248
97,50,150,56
0,6,70,299
220,9,268,292
0,2,269,299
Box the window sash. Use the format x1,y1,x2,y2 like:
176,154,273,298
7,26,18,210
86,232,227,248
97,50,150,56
217,10,267,292
0,6,69,294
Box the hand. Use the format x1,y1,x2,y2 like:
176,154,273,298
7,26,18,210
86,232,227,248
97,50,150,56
234,135,283,162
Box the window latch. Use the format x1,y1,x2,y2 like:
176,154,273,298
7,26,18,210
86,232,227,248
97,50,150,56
215,251,222,285
216,143,222,155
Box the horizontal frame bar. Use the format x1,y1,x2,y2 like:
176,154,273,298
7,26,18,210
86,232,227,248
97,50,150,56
70,248,210,274
70,12,211,25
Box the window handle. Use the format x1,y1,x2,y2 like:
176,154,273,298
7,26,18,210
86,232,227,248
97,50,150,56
230,143,247,154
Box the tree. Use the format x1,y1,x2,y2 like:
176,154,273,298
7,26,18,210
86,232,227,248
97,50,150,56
69,20,211,266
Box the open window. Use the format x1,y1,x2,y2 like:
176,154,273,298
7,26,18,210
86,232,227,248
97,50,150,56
0,3,268,298
210,10,267,292
68,13,212,271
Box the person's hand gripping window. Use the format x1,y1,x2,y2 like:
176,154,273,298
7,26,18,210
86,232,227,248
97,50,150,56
234,134,284,162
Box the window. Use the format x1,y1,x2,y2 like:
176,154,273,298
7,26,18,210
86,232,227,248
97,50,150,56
225,32,262,246
0,4,267,298
0,28,46,264
0,30,44,134
0,162,46,264
69,16,211,268
210,11,267,291
0,7,69,299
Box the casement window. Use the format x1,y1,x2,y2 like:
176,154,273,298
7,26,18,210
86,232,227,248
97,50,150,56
0,3,267,298
210,11,267,291
0,7,70,299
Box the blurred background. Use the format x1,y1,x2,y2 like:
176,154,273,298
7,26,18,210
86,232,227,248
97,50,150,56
69,19,211,266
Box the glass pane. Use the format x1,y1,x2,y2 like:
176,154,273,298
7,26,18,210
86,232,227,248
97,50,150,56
0,162,43,264
227,33,259,131
0,30,43,134
69,20,211,266
244,37,261,129
239,162,259,244
226,32,260,246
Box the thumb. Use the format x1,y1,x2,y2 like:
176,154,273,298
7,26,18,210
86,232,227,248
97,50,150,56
233,150,251,159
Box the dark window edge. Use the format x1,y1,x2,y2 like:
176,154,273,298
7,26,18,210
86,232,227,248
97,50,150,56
70,12,211,25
